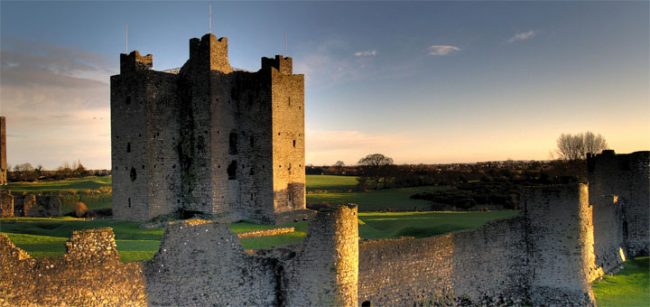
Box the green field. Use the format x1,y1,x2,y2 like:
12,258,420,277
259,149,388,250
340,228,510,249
7,176,112,193
593,257,650,307
7,175,443,212
0,210,517,261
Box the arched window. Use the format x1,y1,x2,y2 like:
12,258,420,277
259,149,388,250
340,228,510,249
130,167,137,181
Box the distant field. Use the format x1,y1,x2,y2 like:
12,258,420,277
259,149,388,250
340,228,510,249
7,175,445,212
308,186,449,211
593,256,650,307
306,175,358,192
7,176,112,193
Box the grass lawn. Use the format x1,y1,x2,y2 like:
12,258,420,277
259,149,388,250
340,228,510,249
306,175,358,192
593,256,650,307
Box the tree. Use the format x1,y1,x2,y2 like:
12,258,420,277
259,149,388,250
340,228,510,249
556,131,608,160
333,160,345,167
357,153,394,190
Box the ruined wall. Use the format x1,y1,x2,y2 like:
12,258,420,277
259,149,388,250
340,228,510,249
0,116,6,185
358,217,527,306
0,190,13,217
588,150,649,270
145,220,279,306
285,204,358,306
523,184,599,306
359,183,598,306
0,229,146,306
111,51,181,221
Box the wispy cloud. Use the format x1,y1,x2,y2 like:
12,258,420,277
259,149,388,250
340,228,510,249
0,39,113,169
428,45,461,56
508,30,537,43
354,50,378,57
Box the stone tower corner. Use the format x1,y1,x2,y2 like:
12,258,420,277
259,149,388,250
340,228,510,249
188,33,232,73
286,204,359,306
262,55,293,75
522,183,599,306
120,51,153,74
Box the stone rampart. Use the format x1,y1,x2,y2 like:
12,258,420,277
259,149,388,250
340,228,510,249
0,229,146,306
588,150,649,272
359,183,598,306
0,190,13,217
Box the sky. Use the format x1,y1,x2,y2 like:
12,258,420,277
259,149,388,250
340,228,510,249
1,1,648,169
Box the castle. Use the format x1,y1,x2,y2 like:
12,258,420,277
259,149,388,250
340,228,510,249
2,150,648,306
111,34,308,223
1,32,648,306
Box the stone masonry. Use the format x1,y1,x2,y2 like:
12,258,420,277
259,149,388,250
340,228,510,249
0,116,6,185
587,150,650,271
111,34,307,224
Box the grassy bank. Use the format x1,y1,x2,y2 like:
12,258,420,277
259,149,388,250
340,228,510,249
593,256,650,307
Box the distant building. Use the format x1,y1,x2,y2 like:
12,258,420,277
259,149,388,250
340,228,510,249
111,34,308,223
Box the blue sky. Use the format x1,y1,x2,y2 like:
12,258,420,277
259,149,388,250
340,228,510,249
1,1,648,168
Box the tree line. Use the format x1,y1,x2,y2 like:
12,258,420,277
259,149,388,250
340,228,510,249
7,160,110,182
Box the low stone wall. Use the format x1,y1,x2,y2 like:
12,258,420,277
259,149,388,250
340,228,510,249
238,227,295,238
0,190,13,217
358,217,527,306
0,229,146,306
358,183,598,306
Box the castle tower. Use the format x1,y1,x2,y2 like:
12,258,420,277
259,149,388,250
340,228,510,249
285,204,359,306
522,184,599,305
111,34,307,223
0,116,6,185
111,51,182,221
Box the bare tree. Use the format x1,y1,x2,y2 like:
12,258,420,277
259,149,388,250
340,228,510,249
556,131,608,160
357,153,394,190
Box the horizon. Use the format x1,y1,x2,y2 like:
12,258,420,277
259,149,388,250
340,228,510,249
1,1,649,169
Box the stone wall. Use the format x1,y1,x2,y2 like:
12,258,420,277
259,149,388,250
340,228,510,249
358,217,527,306
144,220,279,306
522,184,599,306
0,229,146,306
0,205,355,306
588,150,649,272
0,116,6,185
0,190,13,217
285,204,358,306
358,183,598,306
111,52,181,221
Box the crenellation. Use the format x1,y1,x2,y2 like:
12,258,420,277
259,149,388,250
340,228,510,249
120,51,153,73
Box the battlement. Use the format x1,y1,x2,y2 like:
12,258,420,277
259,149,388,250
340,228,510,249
188,33,232,73
120,51,153,74
587,150,650,173
262,55,293,75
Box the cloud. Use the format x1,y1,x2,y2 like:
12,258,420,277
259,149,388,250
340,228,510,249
354,50,378,57
1,39,113,169
508,30,537,43
428,45,461,56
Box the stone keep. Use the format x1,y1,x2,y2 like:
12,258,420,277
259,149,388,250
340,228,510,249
111,34,306,223
0,116,7,185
